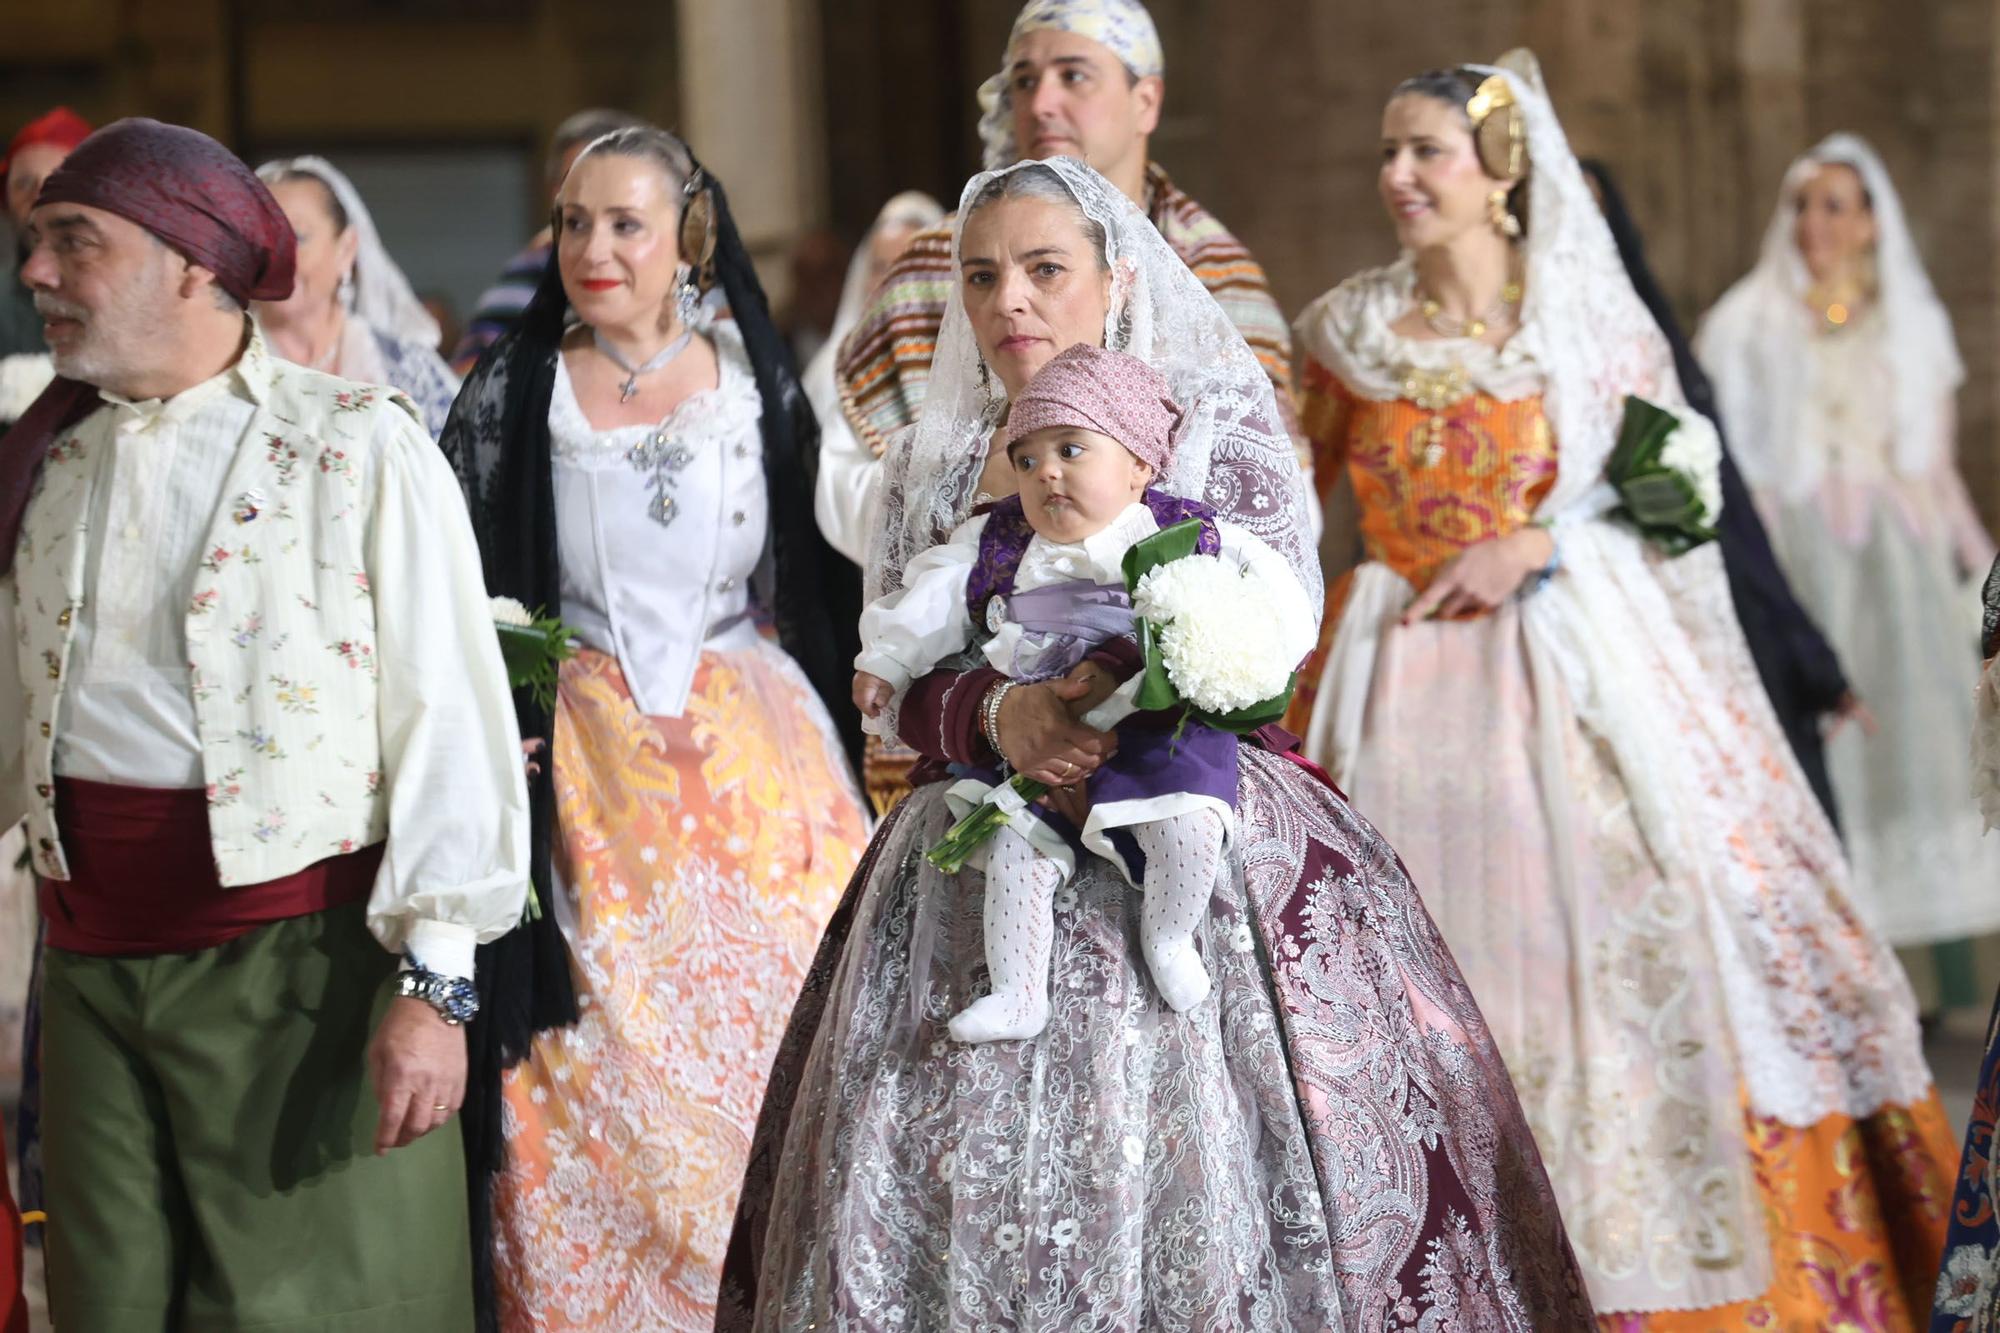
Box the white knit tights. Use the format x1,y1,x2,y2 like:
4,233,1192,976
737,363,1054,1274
948,809,1225,1044
1131,809,1222,1013
947,826,1062,1043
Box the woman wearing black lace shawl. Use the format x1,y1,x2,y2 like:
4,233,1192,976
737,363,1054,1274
438,127,867,1330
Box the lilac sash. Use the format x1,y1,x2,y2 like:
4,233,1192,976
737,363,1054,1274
1001,580,1135,680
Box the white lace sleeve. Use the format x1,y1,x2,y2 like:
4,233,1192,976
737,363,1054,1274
855,513,986,694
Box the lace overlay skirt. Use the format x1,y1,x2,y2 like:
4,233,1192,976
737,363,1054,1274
493,645,869,1332
721,749,1595,1331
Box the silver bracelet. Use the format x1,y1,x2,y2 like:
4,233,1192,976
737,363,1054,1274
981,680,1016,758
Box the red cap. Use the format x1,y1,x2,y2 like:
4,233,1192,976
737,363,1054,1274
1,106,93,180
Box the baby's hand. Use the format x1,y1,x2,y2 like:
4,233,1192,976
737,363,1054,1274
852,671,894,718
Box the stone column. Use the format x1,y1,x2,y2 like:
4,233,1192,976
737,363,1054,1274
676,0,829,306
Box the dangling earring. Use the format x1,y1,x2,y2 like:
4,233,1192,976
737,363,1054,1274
674,262,700,329
337,269,356,310
977,358,994,401
1488,188,1521,239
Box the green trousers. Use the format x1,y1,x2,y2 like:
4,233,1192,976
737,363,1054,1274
41,903,473,1332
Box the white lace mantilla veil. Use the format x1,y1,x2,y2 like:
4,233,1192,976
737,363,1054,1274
256,154,444,349
1696,133,1963,503
1491,55,1928,1116
865,156,1320,673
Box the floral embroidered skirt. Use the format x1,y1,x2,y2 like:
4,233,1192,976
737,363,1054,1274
1931,987,2000,1331
1330,587,1956,1326
719,748,1597,1331
492,644,868,1332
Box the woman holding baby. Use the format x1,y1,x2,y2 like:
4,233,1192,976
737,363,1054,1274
716,155,1594,1331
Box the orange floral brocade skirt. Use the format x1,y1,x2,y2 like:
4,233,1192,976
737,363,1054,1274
1601,1098,1954,1330
492,645,868,1332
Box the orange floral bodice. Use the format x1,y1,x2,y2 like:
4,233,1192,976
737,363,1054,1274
1302,357,1558,592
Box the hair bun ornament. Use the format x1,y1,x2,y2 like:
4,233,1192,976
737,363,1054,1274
679,165,719,288
1463,67,1528,182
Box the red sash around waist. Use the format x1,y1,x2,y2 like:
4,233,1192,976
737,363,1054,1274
39,776,381,957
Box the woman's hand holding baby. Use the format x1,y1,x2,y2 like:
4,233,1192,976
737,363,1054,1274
995,671,1118,786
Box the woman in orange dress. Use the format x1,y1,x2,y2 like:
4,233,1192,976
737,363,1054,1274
1289,54,1957,1329
441,127,869,1331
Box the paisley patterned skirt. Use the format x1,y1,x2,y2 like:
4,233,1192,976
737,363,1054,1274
492,645,869,1332
719,749,1597,1331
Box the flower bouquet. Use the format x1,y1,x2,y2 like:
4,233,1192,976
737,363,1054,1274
1608,396,1723,555
926,519,1302,873
491,596,577,711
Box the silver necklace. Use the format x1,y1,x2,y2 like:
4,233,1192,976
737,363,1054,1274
594,326,694,402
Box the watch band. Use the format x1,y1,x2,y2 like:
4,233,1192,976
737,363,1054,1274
396,954,479,1026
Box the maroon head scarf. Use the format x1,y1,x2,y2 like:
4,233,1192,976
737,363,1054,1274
35,117,295,304
0,118,295,572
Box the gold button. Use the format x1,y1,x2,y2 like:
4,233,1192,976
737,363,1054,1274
56,607,71,628
38,722,50,738
34,784,49,798
45,662,59,680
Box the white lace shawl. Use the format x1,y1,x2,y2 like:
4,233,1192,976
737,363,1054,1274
865,157,1319,735
1695,134,1962,503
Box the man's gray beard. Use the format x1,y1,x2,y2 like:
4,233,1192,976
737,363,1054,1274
48,341,107,386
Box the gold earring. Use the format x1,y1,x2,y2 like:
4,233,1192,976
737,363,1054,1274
1488,188,1521,238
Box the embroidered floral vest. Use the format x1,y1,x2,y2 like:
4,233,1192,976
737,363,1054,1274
13,365,418,886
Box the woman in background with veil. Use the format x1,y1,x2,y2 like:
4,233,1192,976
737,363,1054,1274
719,154,1593,1332
254,155,461,436
1291,52,1954,1327
1698,136,2000,1006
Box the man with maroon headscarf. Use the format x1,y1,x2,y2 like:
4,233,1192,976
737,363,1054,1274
1,107,91,358
1,117,527,1330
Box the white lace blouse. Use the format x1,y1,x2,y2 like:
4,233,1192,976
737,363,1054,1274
548,320,769,718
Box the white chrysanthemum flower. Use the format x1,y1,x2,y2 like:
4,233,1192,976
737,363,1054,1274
1659,409,1724,524
490,595,534,627
1132,554,1312,714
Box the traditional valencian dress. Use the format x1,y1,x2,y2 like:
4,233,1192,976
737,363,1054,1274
441,139,869,1332
721,154,1596,1333
1697,134,2000,961
1291,64,1956,1330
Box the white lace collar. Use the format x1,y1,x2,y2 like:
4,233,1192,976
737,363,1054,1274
1294,259,1547,405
